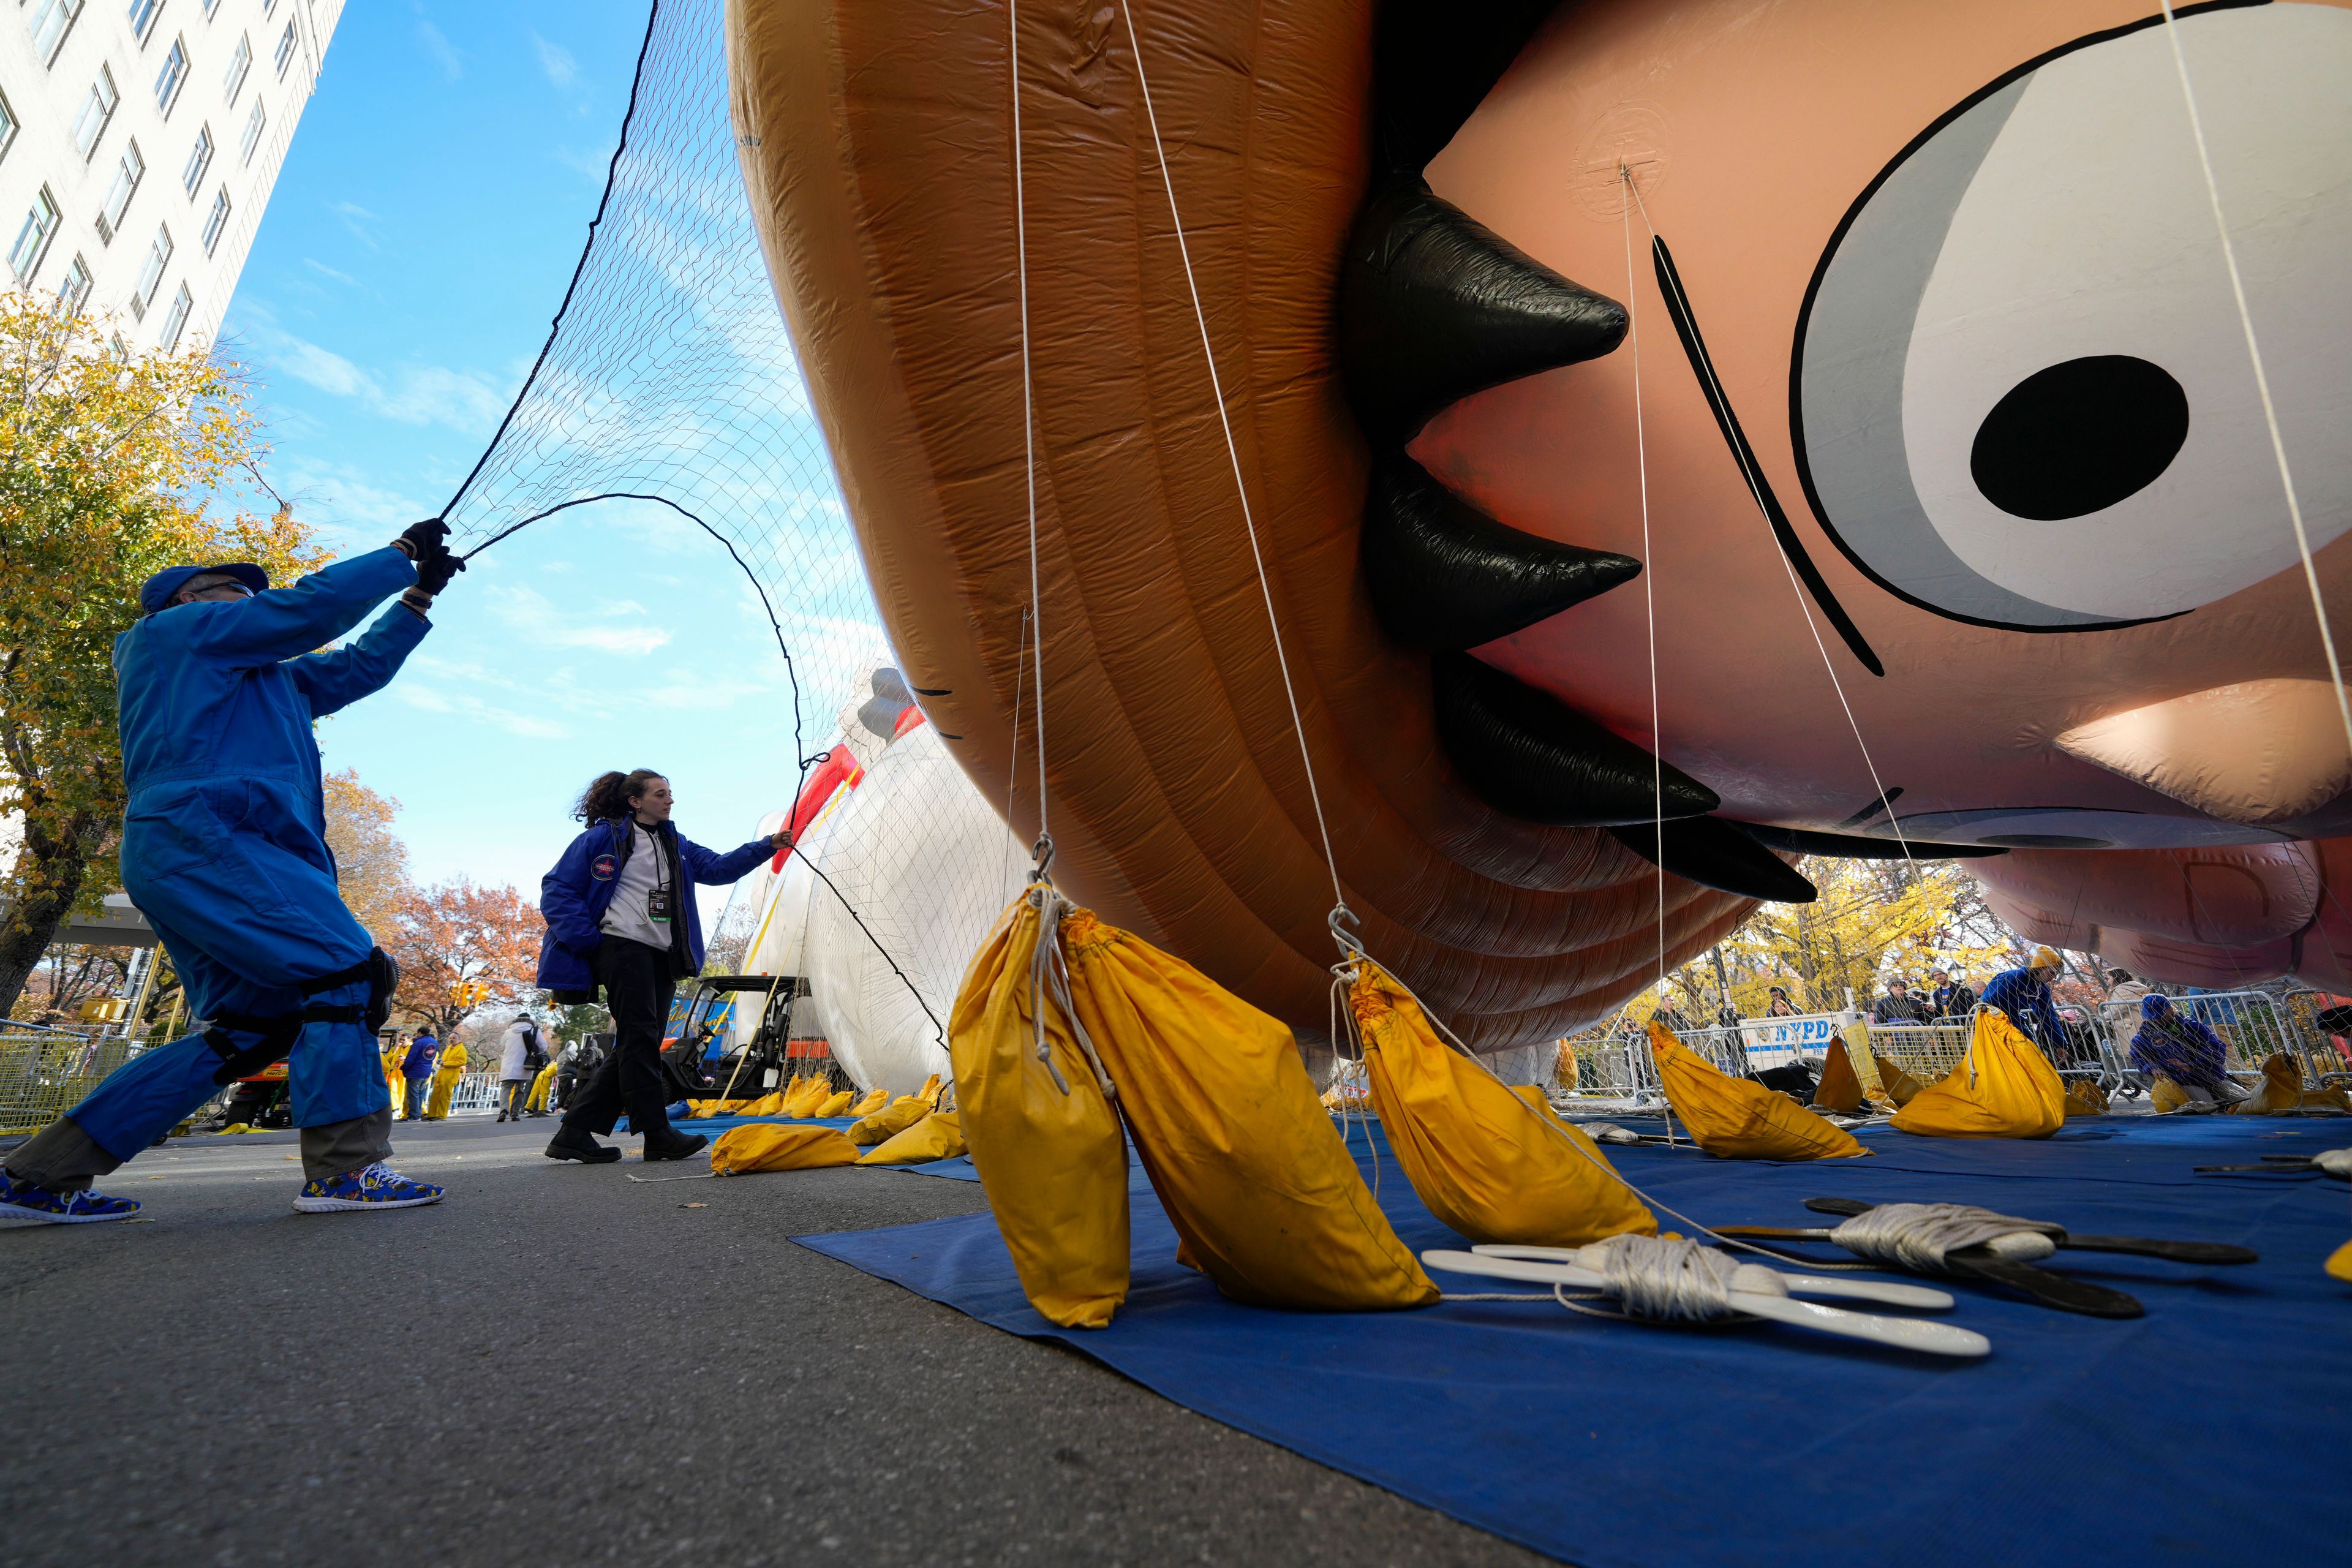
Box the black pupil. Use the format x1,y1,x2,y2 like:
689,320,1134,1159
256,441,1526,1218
1969,355,2190,521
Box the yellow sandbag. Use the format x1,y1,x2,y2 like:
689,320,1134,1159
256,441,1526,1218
949,889,1129,1329
918,1072,945,1108
1649,1023,1868,1161
815,1089,856,1117
1814,1038,1864,1115
2063,1080,2109,1117
848,1087,889,1117
1556,1041,1580,1091
2227,1055,2301,1115
1061,908,1435,1311
2327,1237,2352,1283
858,1110,968,1165
710,1123,861,1175
1356,962,1653,1248
2151,1074,2194,1114
1891,1008,2065,1140
783,1077,834,1118
848,1095,932,1146
1871,1052,1924,1107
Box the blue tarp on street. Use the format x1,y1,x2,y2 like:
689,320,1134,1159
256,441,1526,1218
801,1114,2352,1568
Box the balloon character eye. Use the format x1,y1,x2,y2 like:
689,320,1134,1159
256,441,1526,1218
1791,7,2352,631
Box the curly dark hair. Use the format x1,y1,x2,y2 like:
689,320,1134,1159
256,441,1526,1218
574,769,667,823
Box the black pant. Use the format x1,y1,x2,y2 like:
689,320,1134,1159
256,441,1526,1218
562,937,679,1141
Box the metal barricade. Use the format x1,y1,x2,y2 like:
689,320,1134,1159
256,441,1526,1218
2282,990,2352,1088
1863,1016,1973,1088
0,1023,137,1136
1561,1030,1657,1101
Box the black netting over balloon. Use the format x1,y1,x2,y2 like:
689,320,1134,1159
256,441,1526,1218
443,0,874,769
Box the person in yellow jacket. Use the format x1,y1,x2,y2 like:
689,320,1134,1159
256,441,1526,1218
423,1040,469,1120
381,1034,408,1120
526,1057,560,1116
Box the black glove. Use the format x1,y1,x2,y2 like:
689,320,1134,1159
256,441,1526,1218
416,545,466,595
394,518,466,595
396,518,451,558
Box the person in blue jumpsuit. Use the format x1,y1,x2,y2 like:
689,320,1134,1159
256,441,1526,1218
0,524,463,1223
1978,944,2068,1055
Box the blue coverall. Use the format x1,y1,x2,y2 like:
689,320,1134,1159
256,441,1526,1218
1979,966,2067,1054
34,548,428,1183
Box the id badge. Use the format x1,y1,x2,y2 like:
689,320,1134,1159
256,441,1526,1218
647,886,673,924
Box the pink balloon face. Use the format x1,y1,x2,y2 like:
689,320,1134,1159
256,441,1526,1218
1414,0,2352,853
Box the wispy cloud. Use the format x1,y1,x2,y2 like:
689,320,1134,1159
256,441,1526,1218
552,142,616,187
530,31,578,90
330,200,380,252
246,318,510,435
489,583,672,657
396,682,571,740
416,15,462,81
303,257,357,286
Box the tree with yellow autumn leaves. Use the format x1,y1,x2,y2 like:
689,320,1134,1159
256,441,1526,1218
1594,857,2014,1029
0,295,322,1018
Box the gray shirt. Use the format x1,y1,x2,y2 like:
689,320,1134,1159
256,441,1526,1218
600,821,674,952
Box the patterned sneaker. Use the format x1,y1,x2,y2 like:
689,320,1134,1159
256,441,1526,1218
291,1162,445,1213
0,1168,140,1224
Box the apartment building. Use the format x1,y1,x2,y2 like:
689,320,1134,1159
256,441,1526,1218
0,0,341,352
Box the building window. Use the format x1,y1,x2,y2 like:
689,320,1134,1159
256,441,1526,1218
127,0,162,43
0,91,17,164
158,281,192,349
200,186,228,252
9,188,61,283
273,20,295,77
181,123,211,193
238,98,264,164
58,253,92,314
202,0,216,13
70,67,119,159
154,36,189,113
222,32,249,103
95,140,142,242
129,221,173,316
26,0,85,67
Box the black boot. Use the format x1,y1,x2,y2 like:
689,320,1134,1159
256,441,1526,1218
545,1124,622,1164
643,1129,709,1163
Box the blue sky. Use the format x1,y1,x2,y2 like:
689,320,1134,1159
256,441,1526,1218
222,1,874,908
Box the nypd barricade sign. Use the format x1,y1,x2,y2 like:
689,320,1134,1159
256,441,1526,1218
1738,1011,1860,1068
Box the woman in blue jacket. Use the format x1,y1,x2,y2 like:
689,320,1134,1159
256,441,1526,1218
537,769,786,1163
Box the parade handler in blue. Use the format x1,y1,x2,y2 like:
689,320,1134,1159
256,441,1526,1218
537,769,786,1164
0,523,464,1222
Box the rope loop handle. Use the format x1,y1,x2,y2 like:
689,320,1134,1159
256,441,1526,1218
1023,880,1116,1101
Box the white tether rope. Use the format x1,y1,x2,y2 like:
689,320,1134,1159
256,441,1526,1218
1009,0,1052,865
2156,3,2352,761
1116,0,1349,919
1622,180,1917,873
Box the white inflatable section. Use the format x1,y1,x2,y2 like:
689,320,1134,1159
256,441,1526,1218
708,788,855,1053
802,722,1023,1095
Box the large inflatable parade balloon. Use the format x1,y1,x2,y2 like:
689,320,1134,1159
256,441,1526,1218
729,0,2352,1044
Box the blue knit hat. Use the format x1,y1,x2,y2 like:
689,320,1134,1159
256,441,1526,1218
138,562,269,615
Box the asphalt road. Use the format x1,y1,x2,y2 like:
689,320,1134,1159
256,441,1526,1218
0,1117,1539,1568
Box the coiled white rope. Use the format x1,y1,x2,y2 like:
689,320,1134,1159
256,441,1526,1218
1828,1202,2061,1274
1438,1235,1766,1322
